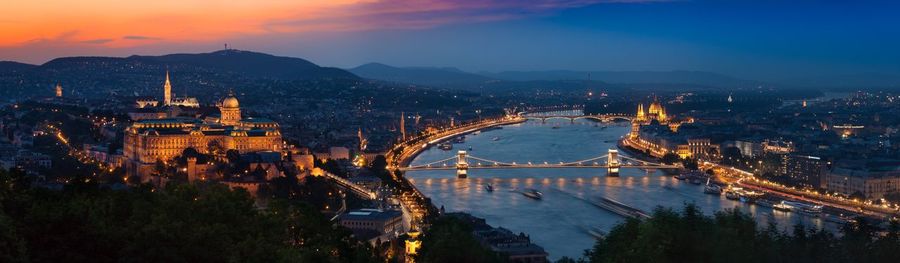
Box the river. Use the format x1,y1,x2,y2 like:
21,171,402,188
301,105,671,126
406,119,834,260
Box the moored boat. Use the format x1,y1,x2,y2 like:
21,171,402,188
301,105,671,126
756,199,776,208
484,184,494,192
439,143,453,151
725,190,741,200
773,202,793,212
703,179,722,195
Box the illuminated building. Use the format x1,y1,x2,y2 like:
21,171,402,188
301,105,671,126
338,209,403,244
163,71,172,105
825,161,900,199
134,71,200,109
647,96,669,123
55,83,62,97
123,93,283,180
635,103,647,122
405,230,422,261
623,98,699,159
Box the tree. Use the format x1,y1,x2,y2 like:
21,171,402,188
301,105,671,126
660,153,680,165
0,172,380,263
417,216,502,263
681,158,699,171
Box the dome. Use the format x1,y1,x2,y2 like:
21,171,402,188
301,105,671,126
222,95,239,108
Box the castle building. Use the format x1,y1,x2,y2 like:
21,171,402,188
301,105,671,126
164,71,172,105
55,83,62,97
123,92,283,180
135,71,200,109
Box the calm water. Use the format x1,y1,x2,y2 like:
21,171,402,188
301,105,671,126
407,119,831,260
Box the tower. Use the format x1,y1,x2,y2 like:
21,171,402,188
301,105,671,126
400,112,406,141
163,71,172,105
629,121,640,140
456,150,468,178
219,92,241,125
607,149,620,176
636,103,646,122
55,83,62,97
657,107,668,123
358,128,367,151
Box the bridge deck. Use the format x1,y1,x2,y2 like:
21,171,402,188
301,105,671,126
402,164,678,171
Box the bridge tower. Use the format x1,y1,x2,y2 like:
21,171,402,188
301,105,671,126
456,150,469,178
607,149,620,176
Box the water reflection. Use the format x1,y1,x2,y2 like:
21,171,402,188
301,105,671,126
407,119,834,260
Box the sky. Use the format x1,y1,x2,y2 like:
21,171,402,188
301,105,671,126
2,0,899,82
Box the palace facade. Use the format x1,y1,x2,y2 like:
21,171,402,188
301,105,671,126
123,92,283,179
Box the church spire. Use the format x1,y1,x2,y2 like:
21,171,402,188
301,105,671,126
163,70,172,105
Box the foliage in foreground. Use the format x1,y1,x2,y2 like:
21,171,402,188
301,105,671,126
417,216,504,263
0,169,378,263
585,204,900,263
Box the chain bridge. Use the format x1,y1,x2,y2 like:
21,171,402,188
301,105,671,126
400,149,680,178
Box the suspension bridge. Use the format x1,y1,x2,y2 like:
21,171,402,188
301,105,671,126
520,110,634,123
400,149,680,178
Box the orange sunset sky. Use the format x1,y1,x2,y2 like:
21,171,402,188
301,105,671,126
1,0,620,64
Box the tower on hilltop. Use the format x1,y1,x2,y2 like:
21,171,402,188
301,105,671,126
55,83,62,97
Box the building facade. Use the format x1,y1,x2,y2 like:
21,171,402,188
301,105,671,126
123,93,282,179
824,162,900,199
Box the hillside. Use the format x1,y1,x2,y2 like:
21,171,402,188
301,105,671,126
0,61,36,73
482,70,760,88
349,63,494,89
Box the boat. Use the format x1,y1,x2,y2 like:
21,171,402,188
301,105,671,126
473,131,481,135
468,146,473,151
725,190,741,200
755,199,776,208
773,202,793,212
739,190,763,203
592,197,651,219
689,177,704,185
438,143,453,151
522,189,543,200
674,173,688,180
703,179,722,195
484,184,494,192
452,136,465,144
783,201,822,216
551,126,561,129
492,136,500,141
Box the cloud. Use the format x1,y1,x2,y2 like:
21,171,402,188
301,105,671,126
0,0,669,62
266,0,666,32
80,38,114,44
122,35,162,40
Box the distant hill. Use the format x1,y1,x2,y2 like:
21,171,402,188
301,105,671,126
778,73,900,89
0,50,359,100
481,70,761,88
0,61,36,73
348,63,494,88
38,49,357,80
